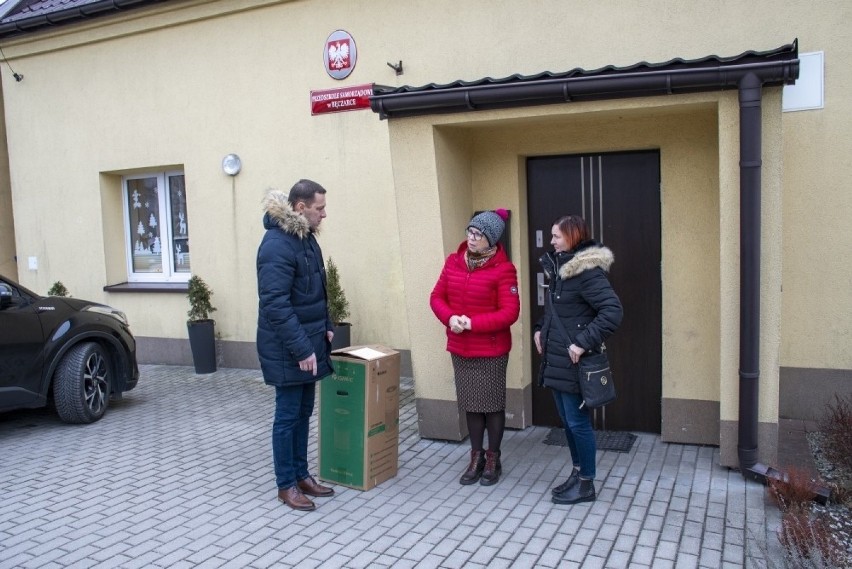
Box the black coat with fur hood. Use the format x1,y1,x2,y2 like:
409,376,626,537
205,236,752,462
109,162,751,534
256,191,333,386
536,240,623,393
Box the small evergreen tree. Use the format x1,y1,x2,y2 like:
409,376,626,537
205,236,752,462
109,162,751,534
47,281,70,297
187,275,217,321
326,258,350,324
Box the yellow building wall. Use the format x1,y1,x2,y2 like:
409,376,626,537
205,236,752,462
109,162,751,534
0,78,15,281
780,42,852,372
0,0,849,457
0,0,408,348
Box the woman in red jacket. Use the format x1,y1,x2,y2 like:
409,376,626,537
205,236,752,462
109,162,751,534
430,209,520,486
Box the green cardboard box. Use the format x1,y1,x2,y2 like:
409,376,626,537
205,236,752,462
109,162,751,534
319,345,401,490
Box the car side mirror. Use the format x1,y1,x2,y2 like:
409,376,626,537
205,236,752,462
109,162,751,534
0,283,12,309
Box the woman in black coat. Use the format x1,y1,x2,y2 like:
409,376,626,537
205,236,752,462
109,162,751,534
534,215,623,505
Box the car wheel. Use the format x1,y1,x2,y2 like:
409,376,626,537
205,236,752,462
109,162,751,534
54,342,111,424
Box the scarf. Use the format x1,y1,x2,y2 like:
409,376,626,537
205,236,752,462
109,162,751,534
466,246,497,271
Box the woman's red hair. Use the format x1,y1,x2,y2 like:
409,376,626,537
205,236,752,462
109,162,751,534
554,215,590,251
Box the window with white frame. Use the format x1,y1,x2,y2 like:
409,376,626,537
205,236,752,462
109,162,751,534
122,172,191,282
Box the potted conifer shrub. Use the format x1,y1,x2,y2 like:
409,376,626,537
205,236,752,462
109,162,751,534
326,258,351,350
186,275,217,374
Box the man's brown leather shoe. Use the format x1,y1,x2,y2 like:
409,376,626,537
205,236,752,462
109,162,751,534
277,486,315,511
298,476,334,498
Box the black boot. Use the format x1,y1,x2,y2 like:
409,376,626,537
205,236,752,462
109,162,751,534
552,477,595,504
551,468,580,496
459,450,486,485
479,450,502,486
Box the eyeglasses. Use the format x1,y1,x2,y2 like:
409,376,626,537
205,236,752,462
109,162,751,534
466,229,484,241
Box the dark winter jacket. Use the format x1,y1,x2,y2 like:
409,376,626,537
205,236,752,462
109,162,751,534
430,242,520,357
536,241,623,393
256,191,333,386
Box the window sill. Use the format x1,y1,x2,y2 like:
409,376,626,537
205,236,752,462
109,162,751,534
104,282,189,293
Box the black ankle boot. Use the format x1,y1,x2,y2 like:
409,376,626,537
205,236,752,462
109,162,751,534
479,450,502,486
459,450,486,485
551,468,580,495
552,477,595,504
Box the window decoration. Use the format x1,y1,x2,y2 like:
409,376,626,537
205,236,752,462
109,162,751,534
123,172,190,282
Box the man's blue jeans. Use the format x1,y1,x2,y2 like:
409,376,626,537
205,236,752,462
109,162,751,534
273,382,315,489
552,390,596,479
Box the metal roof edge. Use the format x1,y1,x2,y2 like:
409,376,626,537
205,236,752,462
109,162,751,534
370,40,799,120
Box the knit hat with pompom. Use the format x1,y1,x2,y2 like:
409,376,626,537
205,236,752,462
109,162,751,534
468,208,509,247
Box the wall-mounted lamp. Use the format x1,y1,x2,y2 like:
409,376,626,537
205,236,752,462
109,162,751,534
222,153,242,176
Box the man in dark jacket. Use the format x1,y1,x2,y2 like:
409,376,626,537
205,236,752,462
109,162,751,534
256,179,335,511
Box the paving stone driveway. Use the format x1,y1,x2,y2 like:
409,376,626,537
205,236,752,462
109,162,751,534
0,365,781,568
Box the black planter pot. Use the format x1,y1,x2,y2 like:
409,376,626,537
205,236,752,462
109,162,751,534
187,319,217,374
331,323,351,351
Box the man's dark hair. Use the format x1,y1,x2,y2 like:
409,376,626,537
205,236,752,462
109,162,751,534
288,179,327,206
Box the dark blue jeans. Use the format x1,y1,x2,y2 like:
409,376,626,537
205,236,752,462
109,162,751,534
273,382,316,489
552,390,596,479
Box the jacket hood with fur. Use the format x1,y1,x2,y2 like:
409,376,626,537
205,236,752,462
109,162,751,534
262,190,311,239
559,245,614,280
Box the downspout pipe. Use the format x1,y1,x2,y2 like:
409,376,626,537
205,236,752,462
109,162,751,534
738,72,763,476
736,73,825,497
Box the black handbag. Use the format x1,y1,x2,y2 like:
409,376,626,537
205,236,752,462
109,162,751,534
546,294,616,409
576,352,616,409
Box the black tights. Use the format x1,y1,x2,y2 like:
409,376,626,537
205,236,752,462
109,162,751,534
467,411,505,452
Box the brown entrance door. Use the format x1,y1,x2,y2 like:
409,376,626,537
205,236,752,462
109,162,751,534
527,151,662,433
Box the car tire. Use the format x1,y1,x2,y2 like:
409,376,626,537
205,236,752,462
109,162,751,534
54,342,111,424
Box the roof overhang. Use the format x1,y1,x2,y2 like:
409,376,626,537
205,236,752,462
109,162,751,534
0,0,168,39
370,40,799,120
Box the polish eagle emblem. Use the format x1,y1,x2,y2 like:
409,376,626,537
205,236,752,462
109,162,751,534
328,40,350,70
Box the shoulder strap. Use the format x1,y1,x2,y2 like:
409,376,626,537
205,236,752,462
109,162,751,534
546,292,575,348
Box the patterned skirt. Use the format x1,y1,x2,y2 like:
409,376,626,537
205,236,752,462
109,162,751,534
451,353,509,413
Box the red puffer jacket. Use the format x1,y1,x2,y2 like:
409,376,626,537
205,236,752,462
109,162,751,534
430,242,520,357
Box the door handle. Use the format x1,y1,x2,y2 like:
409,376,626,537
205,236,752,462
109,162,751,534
536,273,548,306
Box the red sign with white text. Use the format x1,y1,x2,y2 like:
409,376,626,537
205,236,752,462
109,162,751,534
311,84,373,115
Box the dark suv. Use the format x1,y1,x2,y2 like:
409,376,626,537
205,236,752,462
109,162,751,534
0,274,139,423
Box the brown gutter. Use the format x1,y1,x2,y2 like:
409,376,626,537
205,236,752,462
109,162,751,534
0,0,167,39
370,59,797,119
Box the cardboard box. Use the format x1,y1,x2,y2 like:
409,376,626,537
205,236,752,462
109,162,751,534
318,345,400,490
